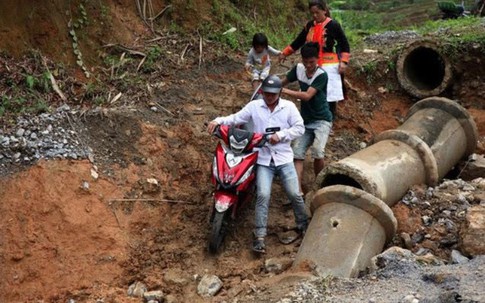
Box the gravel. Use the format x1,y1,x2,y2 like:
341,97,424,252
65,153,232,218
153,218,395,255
0,104,90,175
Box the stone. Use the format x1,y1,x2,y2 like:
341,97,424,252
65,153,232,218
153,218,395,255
460,205,485,256
143,290,164,302
164,294,178,303
264,257,293,274
197,274,223,297
91,168,99,180
457,154,485,181
16,128,25,137
140,178,161,194
163,268,190,286
370,246,415,271
127,281,147,298
450,250,469,264
400,232,413,249
401,294,419,303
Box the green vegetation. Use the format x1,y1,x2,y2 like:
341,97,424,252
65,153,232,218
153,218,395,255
329,0,485,48
72,2,89,29
195,0,484,53
200,0,307,51
142,45,163,73
68,0,91,78
361,60,379,83
407,17,485,58
25,72,51,93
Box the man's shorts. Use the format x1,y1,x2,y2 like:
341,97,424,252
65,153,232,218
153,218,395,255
292,120,332,160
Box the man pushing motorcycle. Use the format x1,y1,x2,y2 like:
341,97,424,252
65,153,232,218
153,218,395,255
207,75,309,253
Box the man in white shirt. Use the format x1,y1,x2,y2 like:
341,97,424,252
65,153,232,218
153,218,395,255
207,75,308,253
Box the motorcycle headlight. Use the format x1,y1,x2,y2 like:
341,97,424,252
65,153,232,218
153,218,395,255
236,165,254,185
229,135,249,154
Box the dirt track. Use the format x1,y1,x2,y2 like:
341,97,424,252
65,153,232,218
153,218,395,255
0,3,485,301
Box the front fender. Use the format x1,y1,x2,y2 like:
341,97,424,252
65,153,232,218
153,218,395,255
214,191,237,212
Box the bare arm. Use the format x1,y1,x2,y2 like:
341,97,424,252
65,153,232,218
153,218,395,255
281,86,318,102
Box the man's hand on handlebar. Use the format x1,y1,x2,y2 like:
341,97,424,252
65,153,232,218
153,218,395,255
207,120,219,134
268,133,280,145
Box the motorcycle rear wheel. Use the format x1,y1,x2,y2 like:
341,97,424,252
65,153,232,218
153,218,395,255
208,211,228,254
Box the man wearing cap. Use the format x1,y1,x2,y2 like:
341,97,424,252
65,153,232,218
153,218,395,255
207,75,308,254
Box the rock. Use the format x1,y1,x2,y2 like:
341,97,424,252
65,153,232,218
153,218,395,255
370,246,415,271
401,233,413,249
197,274,223,297
378,87,388,94
91,168,99,180
140,178,161,194
264,257,293,274
16,128,25,137
1,136,9,146
457,154,485,181
450,250,469,264
82,181,90,191
416,253,445,266
164,294,178,303
421,215,432,226
473,177,485,190
127,281,147,298
401,294,419,303
143,290,164,302
460,205,485,256
163,268,190,286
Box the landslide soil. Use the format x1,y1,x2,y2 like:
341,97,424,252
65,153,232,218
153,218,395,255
1,3,485,303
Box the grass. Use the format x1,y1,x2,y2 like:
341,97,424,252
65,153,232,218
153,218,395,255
202,0,307,52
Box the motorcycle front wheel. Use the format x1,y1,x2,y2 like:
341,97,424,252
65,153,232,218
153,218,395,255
208,211,229,254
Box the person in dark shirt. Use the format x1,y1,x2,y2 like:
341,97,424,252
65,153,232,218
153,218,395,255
281,42,332,195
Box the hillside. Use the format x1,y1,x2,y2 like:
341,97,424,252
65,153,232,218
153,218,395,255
0,1,484,303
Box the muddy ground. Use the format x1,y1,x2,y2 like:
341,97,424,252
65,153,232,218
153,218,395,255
1,11,485,303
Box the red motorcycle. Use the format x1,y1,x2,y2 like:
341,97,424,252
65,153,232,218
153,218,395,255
208,124,277,253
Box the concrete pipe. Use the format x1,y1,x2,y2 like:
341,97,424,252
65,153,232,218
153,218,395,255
294,185,397,278
397,40,453,99
316,97,478,207
296,97,477,277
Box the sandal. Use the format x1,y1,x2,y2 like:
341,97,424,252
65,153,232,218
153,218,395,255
252,237,266,253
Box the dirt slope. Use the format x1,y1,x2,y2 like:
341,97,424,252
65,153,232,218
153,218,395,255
1,2,485,303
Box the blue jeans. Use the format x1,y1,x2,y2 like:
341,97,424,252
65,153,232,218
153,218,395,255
254,161,308,238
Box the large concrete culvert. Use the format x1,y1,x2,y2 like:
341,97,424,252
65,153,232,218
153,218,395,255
397,40,453,98
295,97,478,278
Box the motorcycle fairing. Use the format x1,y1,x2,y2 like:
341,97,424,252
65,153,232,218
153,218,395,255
213,143,258,189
